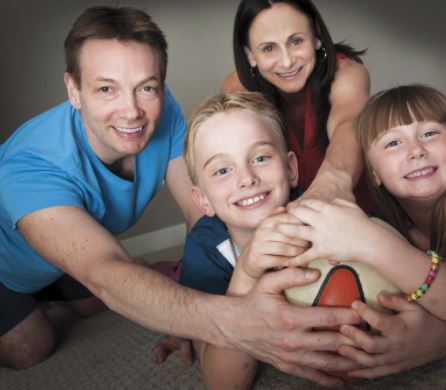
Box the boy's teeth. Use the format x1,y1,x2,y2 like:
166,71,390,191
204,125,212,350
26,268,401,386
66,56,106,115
237,193,265,207
115,126,143,133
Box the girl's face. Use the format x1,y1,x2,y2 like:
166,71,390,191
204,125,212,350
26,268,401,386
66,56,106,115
367,120,446,205
244,2,321,95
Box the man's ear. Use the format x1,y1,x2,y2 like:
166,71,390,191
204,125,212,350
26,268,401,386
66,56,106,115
64,72,81,109
286,151,299,187
244,46,257,68
191,186,216,217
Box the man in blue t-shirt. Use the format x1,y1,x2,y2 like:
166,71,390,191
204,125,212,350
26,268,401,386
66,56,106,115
0,7,360,385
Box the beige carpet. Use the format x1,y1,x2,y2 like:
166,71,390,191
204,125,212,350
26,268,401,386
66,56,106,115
1,306,445,390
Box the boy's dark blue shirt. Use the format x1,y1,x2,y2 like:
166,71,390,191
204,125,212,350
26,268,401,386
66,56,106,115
179,187,303,295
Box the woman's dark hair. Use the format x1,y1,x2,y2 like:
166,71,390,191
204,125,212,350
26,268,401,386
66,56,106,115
233,0,365,149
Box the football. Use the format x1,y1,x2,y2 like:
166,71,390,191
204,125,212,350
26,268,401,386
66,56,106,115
284,218,402,383
284,258,400,314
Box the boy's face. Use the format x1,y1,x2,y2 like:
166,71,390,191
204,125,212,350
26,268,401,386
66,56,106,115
192,109,298,241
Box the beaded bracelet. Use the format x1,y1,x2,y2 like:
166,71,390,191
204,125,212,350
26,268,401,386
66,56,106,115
403,250,441,303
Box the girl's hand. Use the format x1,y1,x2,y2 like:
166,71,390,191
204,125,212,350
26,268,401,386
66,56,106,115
237,208,308,280
338,294,446,378
286,198,377,267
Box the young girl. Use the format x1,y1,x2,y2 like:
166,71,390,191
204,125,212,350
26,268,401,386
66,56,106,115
289,84,446,322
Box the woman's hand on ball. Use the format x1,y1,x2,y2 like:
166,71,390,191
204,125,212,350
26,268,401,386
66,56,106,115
337,294,446,378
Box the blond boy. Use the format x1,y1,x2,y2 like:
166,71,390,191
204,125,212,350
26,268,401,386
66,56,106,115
180,92,306,389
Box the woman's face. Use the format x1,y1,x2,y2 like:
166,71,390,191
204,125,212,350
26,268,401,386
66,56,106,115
244,2,321,95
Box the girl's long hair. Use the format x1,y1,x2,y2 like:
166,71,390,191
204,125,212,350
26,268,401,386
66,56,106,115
356,84,446,254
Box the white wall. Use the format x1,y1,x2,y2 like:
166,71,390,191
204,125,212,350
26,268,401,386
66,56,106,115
1,0,445,241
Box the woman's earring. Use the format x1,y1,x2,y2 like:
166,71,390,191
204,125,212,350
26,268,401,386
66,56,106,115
250,66,256,77
319,46,327,61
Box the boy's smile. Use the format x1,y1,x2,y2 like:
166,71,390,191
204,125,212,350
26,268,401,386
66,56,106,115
192,108,298,246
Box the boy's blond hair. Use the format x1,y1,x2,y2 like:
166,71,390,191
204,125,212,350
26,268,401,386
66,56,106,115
185,92,287,184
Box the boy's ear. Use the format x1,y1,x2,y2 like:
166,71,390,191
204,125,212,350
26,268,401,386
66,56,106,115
64,72,81,109
286,151,299,187
191,186,216,217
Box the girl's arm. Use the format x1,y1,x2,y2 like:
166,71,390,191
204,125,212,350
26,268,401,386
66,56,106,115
289,59,370,206
288,198,446,320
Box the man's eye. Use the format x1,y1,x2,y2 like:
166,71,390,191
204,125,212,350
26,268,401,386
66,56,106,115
98,86,112,93
262,45,274,53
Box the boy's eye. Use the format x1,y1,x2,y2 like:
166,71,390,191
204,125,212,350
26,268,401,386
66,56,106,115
214,167,230,176
253,155,270,163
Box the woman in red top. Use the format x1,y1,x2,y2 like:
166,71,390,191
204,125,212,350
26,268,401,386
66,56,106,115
222,0,446,384
223,0,371,210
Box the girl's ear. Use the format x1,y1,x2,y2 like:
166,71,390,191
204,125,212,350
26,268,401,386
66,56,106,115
372,170,382,186
191,186,216,217
286,151,299,187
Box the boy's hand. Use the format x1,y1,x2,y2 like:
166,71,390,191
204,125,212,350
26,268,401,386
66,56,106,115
153,335,195,365
239,207,308,279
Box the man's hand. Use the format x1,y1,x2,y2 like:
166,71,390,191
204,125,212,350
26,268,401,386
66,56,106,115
338,294,446,379
219,267,362,387
153,335,194,366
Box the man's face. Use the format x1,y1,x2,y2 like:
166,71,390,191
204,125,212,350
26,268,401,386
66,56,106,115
65,38,163,165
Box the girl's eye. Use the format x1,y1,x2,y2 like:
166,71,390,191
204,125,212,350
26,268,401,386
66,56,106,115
384,140,399,149
423,130,439,138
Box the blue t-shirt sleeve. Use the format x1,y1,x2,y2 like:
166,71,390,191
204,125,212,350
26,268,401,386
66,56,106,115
0,157,84,229
163,85,186,161
180,233,232,296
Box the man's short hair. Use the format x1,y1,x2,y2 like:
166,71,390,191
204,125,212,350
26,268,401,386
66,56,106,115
64,6,168,87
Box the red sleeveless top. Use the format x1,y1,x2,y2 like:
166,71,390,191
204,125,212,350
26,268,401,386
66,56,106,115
285,53,372,212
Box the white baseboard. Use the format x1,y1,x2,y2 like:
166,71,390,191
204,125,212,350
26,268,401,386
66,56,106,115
120,223,186,257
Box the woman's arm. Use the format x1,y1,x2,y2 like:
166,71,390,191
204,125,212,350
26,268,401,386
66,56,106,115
290,59,370,205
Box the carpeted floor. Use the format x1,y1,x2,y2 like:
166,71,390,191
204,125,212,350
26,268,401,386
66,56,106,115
1,305,446,390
